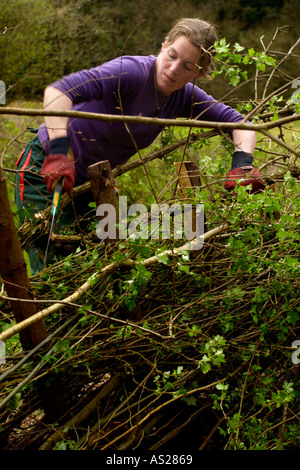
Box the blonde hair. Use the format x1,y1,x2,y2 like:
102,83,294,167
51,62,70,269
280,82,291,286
165,18,218,78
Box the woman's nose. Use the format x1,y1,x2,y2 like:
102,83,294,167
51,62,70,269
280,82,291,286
169,60,180,74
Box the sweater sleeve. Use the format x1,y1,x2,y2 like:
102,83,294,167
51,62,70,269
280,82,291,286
48,56,146,104
184,84,245,124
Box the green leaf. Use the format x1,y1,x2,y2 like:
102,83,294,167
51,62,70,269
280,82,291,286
157,253,171,265
234,42,244,52
183,396,197,406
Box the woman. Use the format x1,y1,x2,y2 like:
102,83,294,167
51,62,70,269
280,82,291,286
15,18,265,272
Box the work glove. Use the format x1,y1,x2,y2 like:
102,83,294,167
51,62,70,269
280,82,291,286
41,136,75,194
224,151,265,194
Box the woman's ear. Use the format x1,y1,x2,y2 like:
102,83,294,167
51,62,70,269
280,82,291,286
157,39,167,58
161,39,168,51
195,67,203,79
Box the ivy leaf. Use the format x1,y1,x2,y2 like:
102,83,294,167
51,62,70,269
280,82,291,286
183,396,197,406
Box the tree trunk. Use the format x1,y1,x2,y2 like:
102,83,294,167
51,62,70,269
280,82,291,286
0,168,68,423
0,168,48,350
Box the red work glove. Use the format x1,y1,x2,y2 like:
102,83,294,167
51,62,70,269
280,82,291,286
41,137,75,193
224,151,265,194
224,166,265,194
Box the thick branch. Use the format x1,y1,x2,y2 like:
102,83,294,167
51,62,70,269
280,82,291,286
0,106,299,133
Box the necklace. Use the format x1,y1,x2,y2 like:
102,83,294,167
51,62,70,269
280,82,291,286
154,86,170,110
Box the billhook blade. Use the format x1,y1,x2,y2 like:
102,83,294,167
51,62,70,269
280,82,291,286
44,181,63,266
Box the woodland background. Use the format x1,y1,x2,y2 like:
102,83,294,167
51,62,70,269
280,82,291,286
1,0,300,100
0,0,299,453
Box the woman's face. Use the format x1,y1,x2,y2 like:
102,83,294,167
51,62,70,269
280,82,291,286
155,35,202,96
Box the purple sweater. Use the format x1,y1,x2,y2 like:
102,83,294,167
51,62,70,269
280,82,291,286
38,55,244,185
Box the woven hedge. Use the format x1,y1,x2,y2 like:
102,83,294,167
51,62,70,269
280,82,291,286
0,149,299,450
